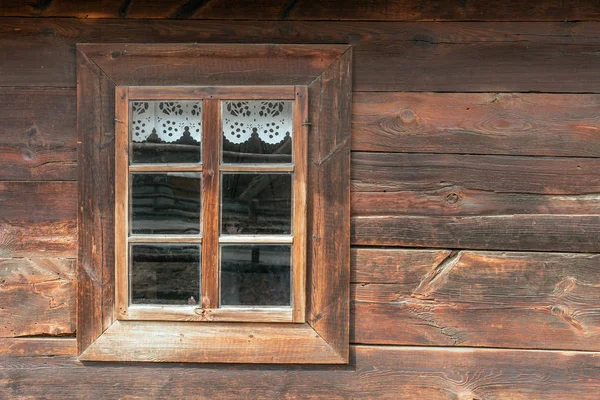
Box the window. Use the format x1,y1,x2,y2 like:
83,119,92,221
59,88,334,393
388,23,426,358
115,87,307,323
77,44,351,364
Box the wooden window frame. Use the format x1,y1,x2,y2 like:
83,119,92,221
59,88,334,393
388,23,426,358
116,85,307,324
77,44,352,364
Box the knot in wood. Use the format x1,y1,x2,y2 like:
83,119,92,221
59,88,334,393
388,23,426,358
445,193,459,204
399,108,415,123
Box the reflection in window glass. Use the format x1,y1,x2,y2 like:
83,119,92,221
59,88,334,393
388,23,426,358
130,101,202,164
221,100,292,164
221,173,292,235
220,245,291,306
131,244,200,305
131,173,201,235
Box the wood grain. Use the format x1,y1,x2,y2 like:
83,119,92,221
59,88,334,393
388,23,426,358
292,86,308,322
353,92,600,156
128,85,296,100
2,19,600,92
0,258,75,337
352,215,600,251
0,181,76,258
352,249,600,350
80,43,346,87
306,49,352,361
2,248,600,351
5,90,600,182
2,0,600,21
3,346,600,399
201,99,219,310
76,50,116,353
114,87,129,320
79,320,341,363
0,338,76,356
352,152,600,219
0,88,76,181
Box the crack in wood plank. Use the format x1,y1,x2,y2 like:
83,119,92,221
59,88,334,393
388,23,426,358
412,250,463,299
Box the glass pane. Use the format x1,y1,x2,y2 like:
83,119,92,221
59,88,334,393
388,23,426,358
131,244,200,305
220,245,291,306
131,173,201,235
221,100,292,164
221,173,292,235
130,101,202,164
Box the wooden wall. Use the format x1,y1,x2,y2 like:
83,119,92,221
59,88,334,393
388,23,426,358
1,2,600,398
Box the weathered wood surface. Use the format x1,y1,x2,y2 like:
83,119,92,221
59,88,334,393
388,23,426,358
0,258,75,337
353,215,600,251
0,88,76,181
0,182,76,258
352,152,600,216
6,90,600,181
306,49,352,360
2,0,600,21
353,92,600,156
2,346,600,399
0,338,76,356
352,249,600,350
2,248,599,352
2,19,600,91
78,43,345,87
76,52,116,353
351,152,600,251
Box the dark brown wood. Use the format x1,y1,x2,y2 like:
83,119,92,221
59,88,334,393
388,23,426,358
0,182,76,258
0,258,75,337
201,99,219,310
2,0,600,21
76,48,116,354
306,49,352,361
6,89,600,183
352,249,600,350
3,346,600,399
352,152,600,218
0,88,76,180
353,92,600,157
352,215,600,251
351,248,452,284
79,43,345,87
76,43,351,363
4,248,600,351
353,152,600,196
2,19,600,92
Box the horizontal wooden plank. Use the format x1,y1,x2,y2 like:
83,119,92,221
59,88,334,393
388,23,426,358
352,152,600,221
353,92,600,156
0,88,76,181
0,258,75,337
0,338,76,356
1,346,600,399
352,215,600,251
352,152,600,195
1,19,600,91
352,249,600,350
7,89,600,181
0,182,76,257
2,0,600,21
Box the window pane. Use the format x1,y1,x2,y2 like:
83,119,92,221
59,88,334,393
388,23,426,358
221,100,292,164
220,245,291,306
131,173,201,235
130,101,202,164
221,173,292,235
131,244,200,305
